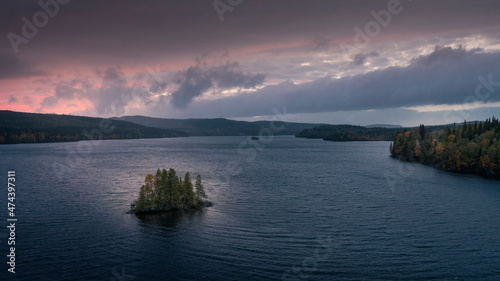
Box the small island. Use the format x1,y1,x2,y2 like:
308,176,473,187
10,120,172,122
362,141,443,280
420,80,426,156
391,117,500,178
132,168,208,214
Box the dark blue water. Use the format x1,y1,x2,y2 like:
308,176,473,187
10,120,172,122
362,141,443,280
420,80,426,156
1,136,500,280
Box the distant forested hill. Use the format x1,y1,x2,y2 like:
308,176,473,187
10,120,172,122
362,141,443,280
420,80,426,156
115,115,321,136
0,111,320,144
391,117,500,178
0,111,187,144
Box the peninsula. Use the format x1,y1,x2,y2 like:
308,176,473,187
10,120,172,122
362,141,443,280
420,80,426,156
390,117,500,178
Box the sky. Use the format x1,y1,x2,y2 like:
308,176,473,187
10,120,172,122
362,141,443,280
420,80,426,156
1,0,500,126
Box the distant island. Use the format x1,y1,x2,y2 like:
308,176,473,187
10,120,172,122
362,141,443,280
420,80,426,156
391,117,500,178
296,124,408,141
131,168,208,214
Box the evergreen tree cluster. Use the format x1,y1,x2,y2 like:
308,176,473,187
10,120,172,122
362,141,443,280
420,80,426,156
133,168,207,213
391,117,500,177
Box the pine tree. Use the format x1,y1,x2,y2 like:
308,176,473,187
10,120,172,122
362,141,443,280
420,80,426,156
419,124,426,140
144,174,155,210
166,168,177,208
172,179,183,208
183,172,195,206
195,174,207,205
158,169,169,210
467,123,473,140
153,169,162,209
135,185,148,212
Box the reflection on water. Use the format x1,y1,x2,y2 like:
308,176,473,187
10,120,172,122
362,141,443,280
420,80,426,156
136,208,207,228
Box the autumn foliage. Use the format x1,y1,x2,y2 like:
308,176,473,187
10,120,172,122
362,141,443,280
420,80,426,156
391,117,500,177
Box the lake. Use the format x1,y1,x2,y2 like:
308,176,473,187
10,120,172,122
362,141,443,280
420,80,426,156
1,136,499,280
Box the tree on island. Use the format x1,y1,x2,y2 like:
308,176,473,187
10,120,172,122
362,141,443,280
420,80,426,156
183,172,196,206
195,174,207,205
133,168,207,213
136,174,155,212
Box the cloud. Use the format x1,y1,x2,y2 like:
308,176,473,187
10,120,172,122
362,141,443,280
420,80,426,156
41,67,155,115
167,46,500,118
41,76,91,108
170,61,265,108
412,45,482,65
88,68,134,115
149,80,167,94
0,53,44,79
8,95,16,103
311,35,332,50
37,59,265,115
352,51,379,65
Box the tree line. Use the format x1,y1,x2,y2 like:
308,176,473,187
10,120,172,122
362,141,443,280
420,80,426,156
391,117,500,177
296,124,403,141
132,168,207,213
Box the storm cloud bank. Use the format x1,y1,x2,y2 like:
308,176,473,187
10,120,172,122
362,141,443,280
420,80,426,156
179,46,500,117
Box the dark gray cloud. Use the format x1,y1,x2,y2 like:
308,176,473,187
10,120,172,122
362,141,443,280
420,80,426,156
8,95,16,103
170,61,265,108
149,80,167,94
311,35,332,50
412,45,482,65
168,46,500,118
352,51,379,65
1,0,499,64
0,53,43,78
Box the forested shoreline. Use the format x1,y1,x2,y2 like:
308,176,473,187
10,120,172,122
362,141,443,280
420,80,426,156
391,117,500,178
